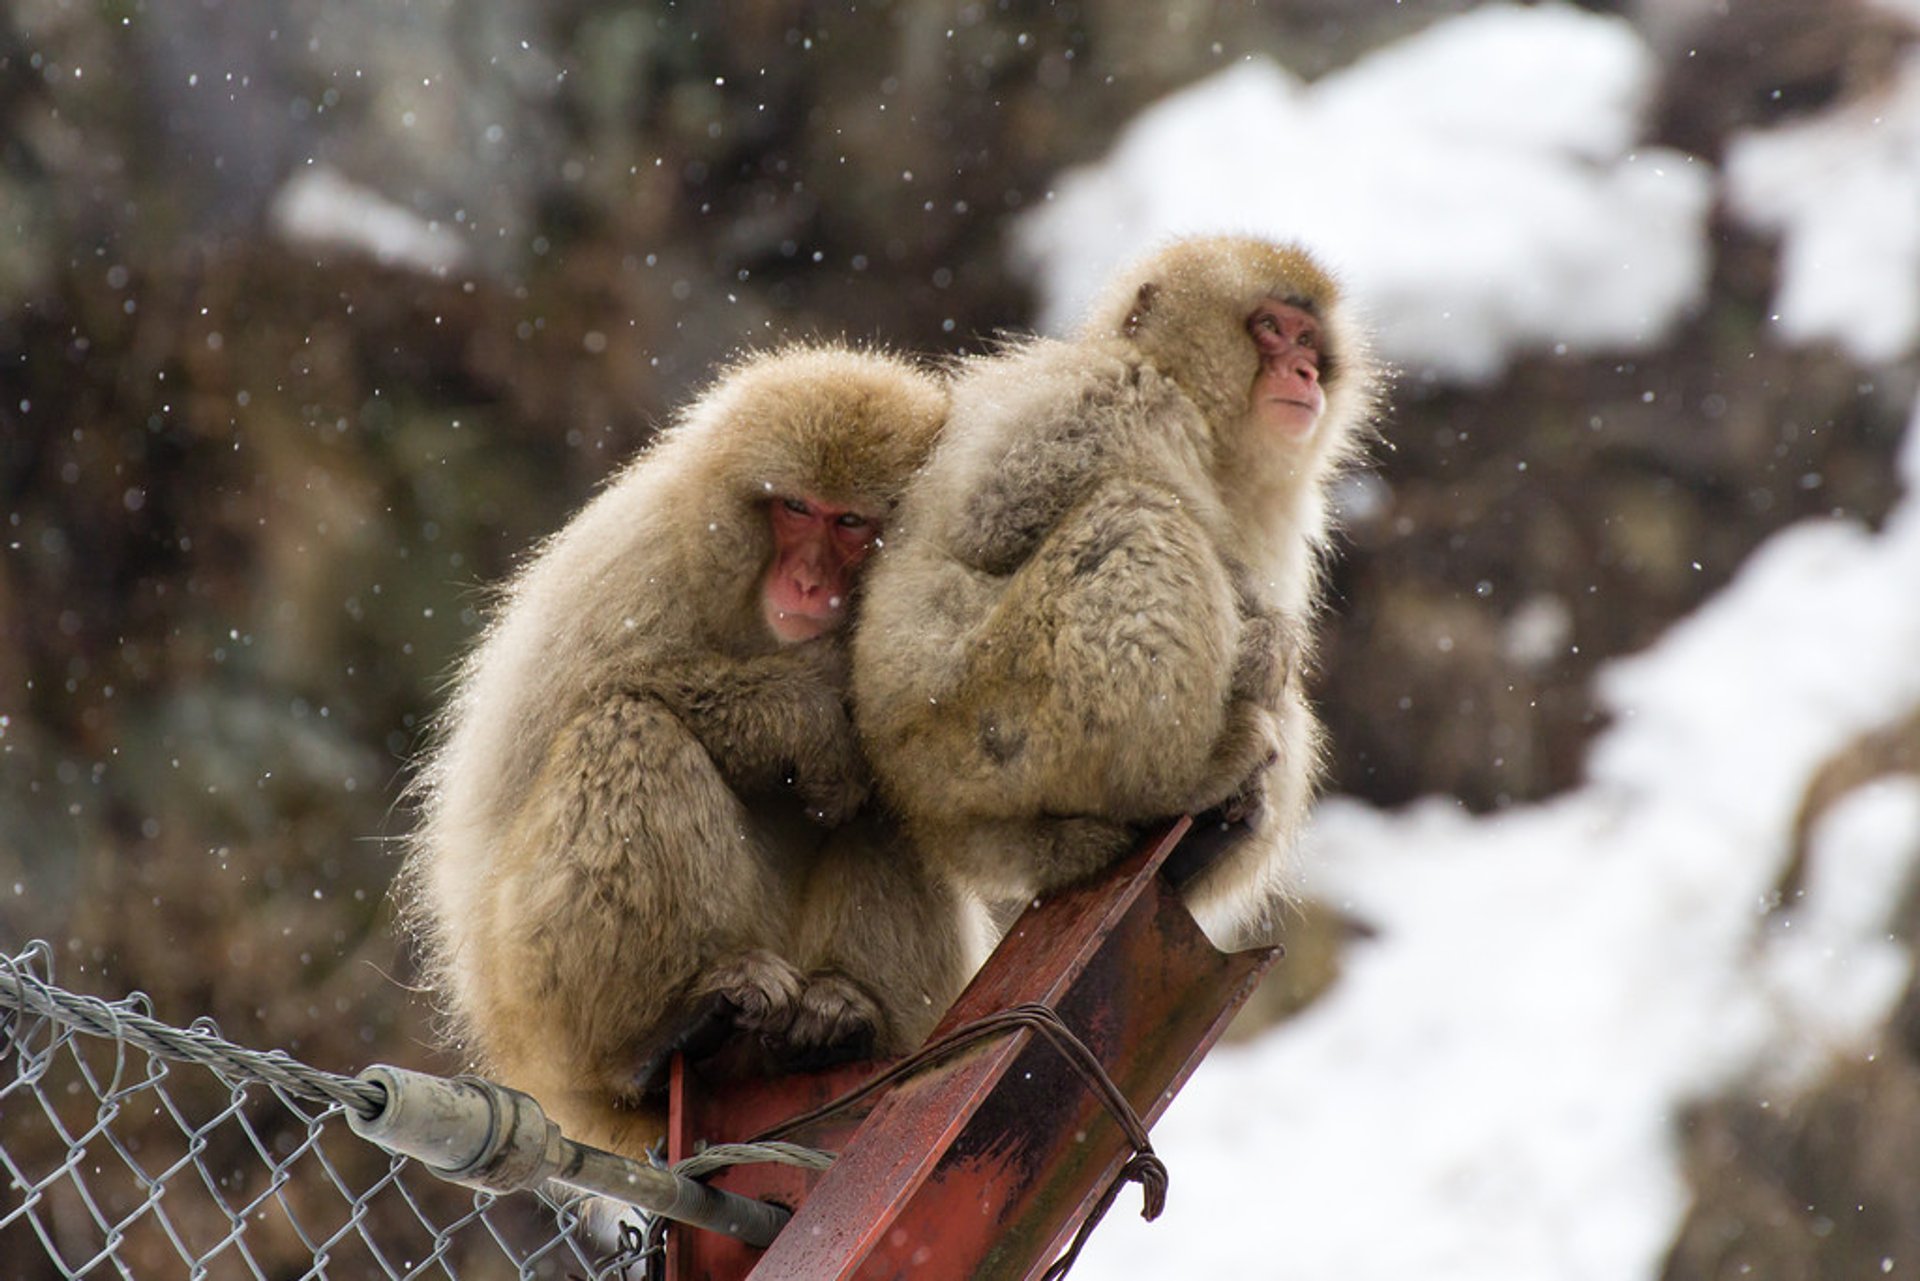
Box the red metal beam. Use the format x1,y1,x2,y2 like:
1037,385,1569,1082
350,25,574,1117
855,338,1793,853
665,1053,884,1280
664,818,1279,1280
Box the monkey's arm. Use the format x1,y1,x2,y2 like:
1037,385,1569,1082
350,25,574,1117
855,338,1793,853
642,643,869,824
786,815,987,1061
460,691,809,1154
948,413,1112,575
948,356,1202,575
1189,607,1300,817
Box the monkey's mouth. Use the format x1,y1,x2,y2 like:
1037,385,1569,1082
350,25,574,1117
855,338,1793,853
765,602,844,644
1259,394,1323,438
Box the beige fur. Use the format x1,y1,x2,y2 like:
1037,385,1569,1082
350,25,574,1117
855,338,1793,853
398,343,986,1160
851,236,1381,950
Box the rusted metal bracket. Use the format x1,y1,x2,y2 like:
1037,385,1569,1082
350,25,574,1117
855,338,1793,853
666,816,1280,1280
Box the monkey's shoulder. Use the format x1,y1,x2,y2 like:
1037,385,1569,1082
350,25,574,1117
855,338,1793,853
945,338,1206,467
954,334,1188,408
906,341,1215,576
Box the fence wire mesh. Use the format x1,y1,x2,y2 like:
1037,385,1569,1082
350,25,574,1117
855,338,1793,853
0,940,656,1280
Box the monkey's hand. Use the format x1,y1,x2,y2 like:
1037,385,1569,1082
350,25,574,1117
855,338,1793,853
787,725,873,827
1193,699,1284,818
1230,607,1293,709
1212,754,1273,829
689,949,806,1037
650,644,868,816
949,411,1111,574
778,971,883,1070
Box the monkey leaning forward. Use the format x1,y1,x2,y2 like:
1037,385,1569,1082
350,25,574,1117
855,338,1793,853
400,344,987,1162
853,235,1382,950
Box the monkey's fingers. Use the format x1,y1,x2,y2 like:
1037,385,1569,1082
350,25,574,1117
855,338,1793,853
690,949,806,1036
629,994,739,1096
1212,740,1281,827
795,762,873,826
1212,783,1267,829
778,972,882,1070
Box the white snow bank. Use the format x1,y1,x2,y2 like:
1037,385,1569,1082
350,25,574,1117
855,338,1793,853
1875,0,1920,35
1015,3,1713,384
1002,6,1920,1272
1070,402,1920,1279
1725,48,1920,366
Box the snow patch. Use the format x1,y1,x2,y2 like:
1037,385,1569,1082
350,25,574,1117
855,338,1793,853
1725,49,1920,365
1016,3,1712,384
270,165,468,276
1073,400,1920,1281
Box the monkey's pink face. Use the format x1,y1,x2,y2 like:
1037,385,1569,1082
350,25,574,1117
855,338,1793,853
1246,301,1325,440
762,495,881,644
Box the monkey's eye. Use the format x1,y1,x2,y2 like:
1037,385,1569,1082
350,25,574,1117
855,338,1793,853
781,497,812,516
1251,313,1281,335
835,512,872,530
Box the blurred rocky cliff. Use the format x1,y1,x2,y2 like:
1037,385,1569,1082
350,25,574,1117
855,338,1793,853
2,2,1918,1277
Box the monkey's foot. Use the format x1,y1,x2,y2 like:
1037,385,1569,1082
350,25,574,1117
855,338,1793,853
629,992,740,1096
1209,761,1273,827
1192,710,1282,818
778,971,882,1069
691,949,806,1036
1035,816,1139,888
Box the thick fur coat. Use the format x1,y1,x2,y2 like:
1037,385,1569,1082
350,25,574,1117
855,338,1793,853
401,344,983,1159
853,236,1380,949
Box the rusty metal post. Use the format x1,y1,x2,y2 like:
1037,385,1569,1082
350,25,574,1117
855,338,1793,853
664,1056,886,1281
743,817,1278,1278
657,818,1279,1279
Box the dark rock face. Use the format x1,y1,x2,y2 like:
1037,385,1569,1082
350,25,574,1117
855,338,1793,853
1,2,1916,1275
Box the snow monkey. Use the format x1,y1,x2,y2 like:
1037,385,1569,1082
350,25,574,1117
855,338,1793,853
852,235,1379,949
401,344,984,1161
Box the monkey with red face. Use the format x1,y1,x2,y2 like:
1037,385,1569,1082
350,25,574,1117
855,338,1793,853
762,495,880,643
401,344,983,1160
1247,298,1328,433
853,236,1380,949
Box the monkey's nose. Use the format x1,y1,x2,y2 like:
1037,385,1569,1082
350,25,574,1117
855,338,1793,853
789,550,829,593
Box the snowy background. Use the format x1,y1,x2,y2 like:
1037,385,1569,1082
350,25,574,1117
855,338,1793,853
1051,6,1920,1278
4,1,1918,1276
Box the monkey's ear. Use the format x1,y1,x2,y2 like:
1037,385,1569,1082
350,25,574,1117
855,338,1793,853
1121,282,1159,338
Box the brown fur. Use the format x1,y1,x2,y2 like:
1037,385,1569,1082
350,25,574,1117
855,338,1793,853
398,344,986,1159
851,236,1381,948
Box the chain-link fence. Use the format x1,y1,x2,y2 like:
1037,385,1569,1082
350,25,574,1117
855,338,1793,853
0,939,656,1279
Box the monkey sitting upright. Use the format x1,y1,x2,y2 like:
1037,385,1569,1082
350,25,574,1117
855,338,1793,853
401,344,985,1161
852,236,1380,949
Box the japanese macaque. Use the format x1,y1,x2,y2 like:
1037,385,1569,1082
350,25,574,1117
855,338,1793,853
852,235,1379,949
400,344,983,1161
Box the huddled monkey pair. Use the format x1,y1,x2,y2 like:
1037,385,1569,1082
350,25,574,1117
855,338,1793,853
399,235,1381,1162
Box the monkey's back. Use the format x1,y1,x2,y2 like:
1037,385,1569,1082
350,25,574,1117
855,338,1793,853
401,435,731,1039
853,337,1251,828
